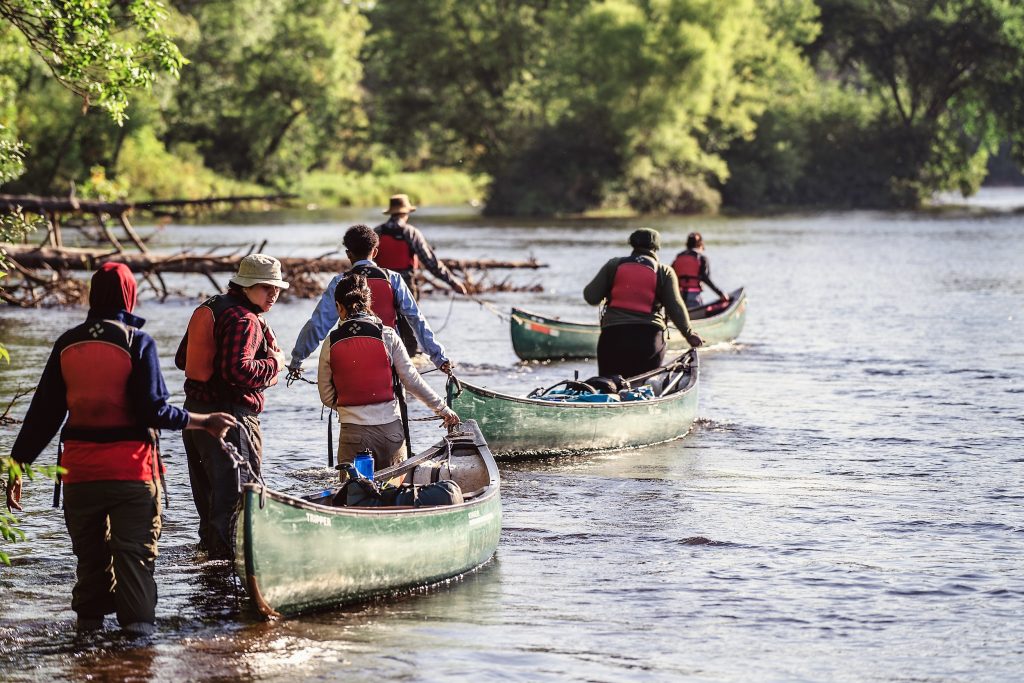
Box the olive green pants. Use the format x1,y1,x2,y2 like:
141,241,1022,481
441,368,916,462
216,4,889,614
182,399,262,559
338,419,408,472
62,480,161,626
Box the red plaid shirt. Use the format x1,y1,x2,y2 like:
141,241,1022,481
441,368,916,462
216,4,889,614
181,293,280,413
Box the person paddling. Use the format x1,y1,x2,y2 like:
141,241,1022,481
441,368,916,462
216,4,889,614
583,228,704,378
175,254,288,559
5,263,236,636
671,231,728,308
288,224,454,378
375,194,467,356
318,274,460,473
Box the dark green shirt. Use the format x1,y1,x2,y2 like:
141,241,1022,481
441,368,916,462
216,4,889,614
583,249,696,335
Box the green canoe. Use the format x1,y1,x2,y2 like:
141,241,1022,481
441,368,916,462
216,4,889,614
449,350,698,458
234,420,501,618
510,287,747,361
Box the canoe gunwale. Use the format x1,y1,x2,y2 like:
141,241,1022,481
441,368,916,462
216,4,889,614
459,349,699,409
240,420,500,519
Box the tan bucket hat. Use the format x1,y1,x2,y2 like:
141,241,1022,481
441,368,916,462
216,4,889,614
230,254,290,289
383,193,417,215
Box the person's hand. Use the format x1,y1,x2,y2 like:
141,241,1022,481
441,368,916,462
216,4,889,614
439,361,454,376
686,333,704,348
202,413,237,439
286,364,304,382
6,473,22,512
270,347,287,369
452,281,468,296
439,407,460,430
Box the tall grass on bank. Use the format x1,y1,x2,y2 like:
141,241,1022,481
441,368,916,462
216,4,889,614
297,169,488,209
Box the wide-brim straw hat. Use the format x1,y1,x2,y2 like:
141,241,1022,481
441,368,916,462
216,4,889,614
230,253,290,289
383,193,417,215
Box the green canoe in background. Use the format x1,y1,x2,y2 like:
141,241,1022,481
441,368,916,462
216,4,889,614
510,287,747,361
234,420,501,618
449,350,698,458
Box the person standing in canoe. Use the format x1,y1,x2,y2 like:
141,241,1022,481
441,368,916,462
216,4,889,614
374,193,468,356
583,228,704,378
175,254,288,559
318,274,460,472
671,231,728,309
4,263,236,636
288,224,454,378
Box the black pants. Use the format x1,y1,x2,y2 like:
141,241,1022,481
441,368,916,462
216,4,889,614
182,399,262,558
63,480,161,625
396,269,420,356
597,324,666,379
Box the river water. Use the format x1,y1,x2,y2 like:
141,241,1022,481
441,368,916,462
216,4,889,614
0,198,1022,682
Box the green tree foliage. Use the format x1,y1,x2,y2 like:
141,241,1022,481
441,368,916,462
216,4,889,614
367,0,818,215
0,0,185,193
0,0,185,122
806,0,1024,206
163,0,368,185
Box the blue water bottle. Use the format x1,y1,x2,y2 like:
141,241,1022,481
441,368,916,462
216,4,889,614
353,450,375,480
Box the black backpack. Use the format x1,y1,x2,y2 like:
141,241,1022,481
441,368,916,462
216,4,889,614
333,465,401,507
394,480,464,507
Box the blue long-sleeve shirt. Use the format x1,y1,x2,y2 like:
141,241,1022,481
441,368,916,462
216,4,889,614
11,311,190,466
289,259,449,370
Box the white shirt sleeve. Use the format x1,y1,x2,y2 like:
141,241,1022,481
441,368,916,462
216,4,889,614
317,337,336,408
384,327,446,414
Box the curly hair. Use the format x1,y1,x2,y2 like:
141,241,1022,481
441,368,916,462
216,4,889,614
335,273,373,314
342,224,380,259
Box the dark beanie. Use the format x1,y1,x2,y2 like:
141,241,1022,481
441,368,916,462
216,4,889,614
628,228,660,251
89,262,137,318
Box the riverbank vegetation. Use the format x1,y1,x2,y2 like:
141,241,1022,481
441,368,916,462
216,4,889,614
1,0,1023,215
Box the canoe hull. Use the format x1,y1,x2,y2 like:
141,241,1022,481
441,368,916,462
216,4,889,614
511,288,747,361
235,422,501,618
450,351,699,457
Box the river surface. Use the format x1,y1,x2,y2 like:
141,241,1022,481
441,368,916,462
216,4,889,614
0,197,1022,682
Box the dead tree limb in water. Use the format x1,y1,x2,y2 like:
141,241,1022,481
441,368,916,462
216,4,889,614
1,244,546,274
0,385,35,426
0,244,547,306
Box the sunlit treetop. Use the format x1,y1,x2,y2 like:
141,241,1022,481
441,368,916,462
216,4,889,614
0,0,186,124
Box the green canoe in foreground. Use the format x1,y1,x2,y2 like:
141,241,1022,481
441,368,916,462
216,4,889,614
449,350,698,458
234,420,501,618
510,287,747,361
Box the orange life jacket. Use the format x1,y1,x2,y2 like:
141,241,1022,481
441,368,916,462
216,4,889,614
329,317,396,407
376,223,419,271
608,256,659,314
178,294,239,382
672,250,702,292
59,319,156,483
346,264,398,328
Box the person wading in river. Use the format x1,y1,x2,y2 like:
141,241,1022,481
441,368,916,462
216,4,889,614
671,231,728,309
374,194,468,357
4,263,236,636
175,254,288,559
318,274,460,472
583,228,704,378
288,224,454,378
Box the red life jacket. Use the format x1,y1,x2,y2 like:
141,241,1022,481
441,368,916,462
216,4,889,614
608,256,659,314
672,250,702,292
376,223,419,271
347,264,398,328
59,319,156,483
177,294,261,382
329,317,396,407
